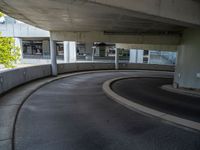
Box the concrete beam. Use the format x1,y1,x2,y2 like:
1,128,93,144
1,0,198,35
90,0,200,27
116,44,177,51
0,23,49,38
51,31,181,45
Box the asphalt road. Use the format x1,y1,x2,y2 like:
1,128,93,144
111,77,200,123
14,71,200,150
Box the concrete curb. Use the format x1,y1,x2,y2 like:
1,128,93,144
102,77,200,132
162,85,200,98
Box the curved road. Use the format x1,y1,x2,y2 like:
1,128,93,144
15,71,200,150
111,77,200,122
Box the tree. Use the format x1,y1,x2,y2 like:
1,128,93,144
0,12,20,68
0,12,3,17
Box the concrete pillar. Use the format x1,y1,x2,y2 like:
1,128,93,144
137,50,144,63
174,29,200,89
42,40,50,56
50,37,58,76
64,41,69,63
129,49,144,63
129,49,137,63
92,47,95,62
14,38,23,62
115,48,119,70
64,41,76,63
85,43,93,60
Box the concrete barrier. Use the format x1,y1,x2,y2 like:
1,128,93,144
119,63,175,72
0,65,51,95
58,63,115,74
0,63,174,95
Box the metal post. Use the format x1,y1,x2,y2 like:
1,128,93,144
50,37,58,76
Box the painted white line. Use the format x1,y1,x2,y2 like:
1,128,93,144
103,77,200,131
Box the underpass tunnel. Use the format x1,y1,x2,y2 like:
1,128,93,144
1,0,199,90
0,1,200,149
49,28,200,90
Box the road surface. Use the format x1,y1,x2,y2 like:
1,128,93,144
14,71,200,150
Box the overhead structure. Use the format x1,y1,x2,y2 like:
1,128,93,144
0,0,200,89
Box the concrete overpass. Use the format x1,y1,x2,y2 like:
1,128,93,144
1,0,200,89
0,0,199,86
0,1,200,149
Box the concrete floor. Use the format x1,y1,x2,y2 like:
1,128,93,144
111,77,200,122
14,71,200,150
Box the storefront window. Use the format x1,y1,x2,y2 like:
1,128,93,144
56,42,64,56
23,40,43,55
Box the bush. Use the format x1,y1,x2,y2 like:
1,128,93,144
0,33,20,68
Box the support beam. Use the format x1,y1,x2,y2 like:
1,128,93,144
50,37,58,76
90,0,200,27
116,43,177,52
51,31,181,45
1,0,200,31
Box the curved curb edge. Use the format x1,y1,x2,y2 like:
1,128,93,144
11,70,139,150
161,85,200,98
102,77,200,132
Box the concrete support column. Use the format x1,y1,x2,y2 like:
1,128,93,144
137,50,144,63
42,40,50,57
50,37,58,76
92,47,95,62
115,48,119,70
129,49,144,63
174,29,200,89
64,41,76,63
129,49,137,63
85,43,93,61
64,41,69,63
14,38,23,62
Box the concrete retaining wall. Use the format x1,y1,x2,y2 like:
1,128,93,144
0,65,51,95
119,63,175,72
0,63,174,95
58,63,115,74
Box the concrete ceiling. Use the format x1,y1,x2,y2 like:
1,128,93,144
0,0,189,35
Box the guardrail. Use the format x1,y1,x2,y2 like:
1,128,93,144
0,63,175,95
